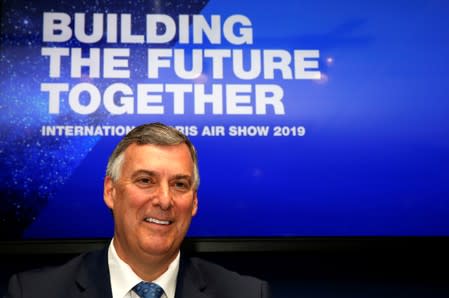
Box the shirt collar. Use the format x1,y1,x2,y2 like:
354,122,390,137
108,239,180,298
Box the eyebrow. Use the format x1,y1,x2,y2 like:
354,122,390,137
172,174,193,182
131,170,157,179
131,170,192,182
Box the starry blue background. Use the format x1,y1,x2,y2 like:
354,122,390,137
1,0,449,239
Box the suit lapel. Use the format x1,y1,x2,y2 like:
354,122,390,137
74,245,113,298
175,257,209,298
67,247,210,298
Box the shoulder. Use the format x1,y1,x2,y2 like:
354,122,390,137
10,253,86,285
183,257,270,298
189,257,261,282
7,249,106,298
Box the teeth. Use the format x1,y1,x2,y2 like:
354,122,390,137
145,217,171,225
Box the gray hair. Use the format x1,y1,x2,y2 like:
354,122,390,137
106,123,199,190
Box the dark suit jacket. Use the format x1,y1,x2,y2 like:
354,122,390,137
7,246,270,298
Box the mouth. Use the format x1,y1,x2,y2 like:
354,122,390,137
144,217,172,225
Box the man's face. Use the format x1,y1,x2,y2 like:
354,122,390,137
104,143,198,264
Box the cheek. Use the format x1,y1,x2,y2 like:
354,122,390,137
118,187,147,207
177,195,197,217
114,189,146,221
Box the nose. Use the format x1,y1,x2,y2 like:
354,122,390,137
152,182,172,210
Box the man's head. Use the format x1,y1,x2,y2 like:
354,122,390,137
106,123,199,190
103,123,199,274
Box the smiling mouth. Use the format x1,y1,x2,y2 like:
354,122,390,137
144,217,172,225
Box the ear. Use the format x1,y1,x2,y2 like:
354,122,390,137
191,192,198,217
104,176,115,210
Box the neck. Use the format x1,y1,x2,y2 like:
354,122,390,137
113,239,178,281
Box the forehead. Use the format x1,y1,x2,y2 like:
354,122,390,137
121,143,193,173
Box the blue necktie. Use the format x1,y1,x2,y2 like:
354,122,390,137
133,281,164,298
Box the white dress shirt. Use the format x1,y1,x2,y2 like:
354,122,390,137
108,239,180,298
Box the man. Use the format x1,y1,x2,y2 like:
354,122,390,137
7,123,270,298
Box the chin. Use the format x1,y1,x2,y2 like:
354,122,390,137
140,238,177,257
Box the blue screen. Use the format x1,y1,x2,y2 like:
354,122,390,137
1,0,448,239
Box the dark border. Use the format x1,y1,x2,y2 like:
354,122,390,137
1,237,449,255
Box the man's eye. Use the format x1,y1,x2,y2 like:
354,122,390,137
137,178,153,185
174,181,189,190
